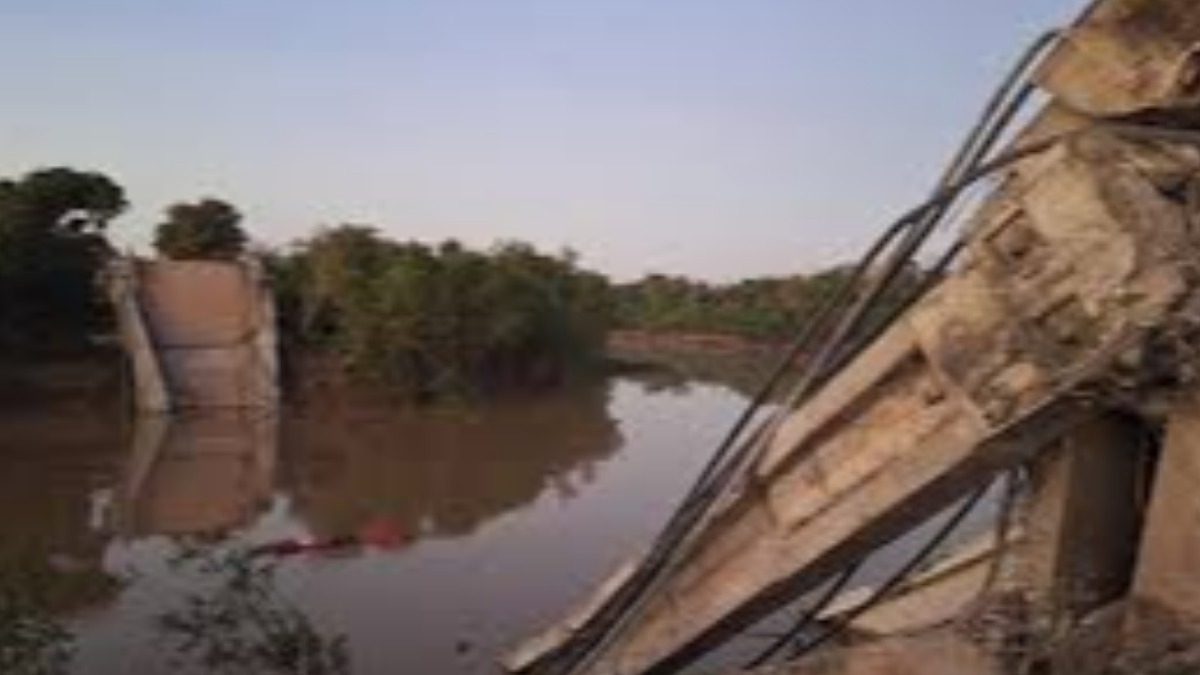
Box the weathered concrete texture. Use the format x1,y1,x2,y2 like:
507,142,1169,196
972,598,1200,675
728,632,999,675
107,259,171,412
818,530,1012,638
140,262,257,347
1012,416,1144,631
1035,0,1200,117
1129,390,1200,627
740,601,1197,675
1117,600,1200,674
514,130,1200,675
509,2,1200,673
802,414,1143,661
111,258,279,412
1017,0,1200,151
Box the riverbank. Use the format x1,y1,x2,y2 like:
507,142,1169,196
282,350,620,412
607,329,779,356
605,331,783,400
0,352,122,411
0,332,777,413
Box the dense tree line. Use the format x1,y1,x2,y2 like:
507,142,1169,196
0,168,126,354
613,264,926,342
0,164,924,398
0,169,251,355
0,168,612,400
271,227,613,399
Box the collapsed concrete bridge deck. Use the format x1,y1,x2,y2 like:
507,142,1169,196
508,1,1200,674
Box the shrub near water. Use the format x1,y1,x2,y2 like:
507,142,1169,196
273,226,612,400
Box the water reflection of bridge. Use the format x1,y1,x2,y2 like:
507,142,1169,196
0,379,625,627
115,411,277,538
109,382,622,544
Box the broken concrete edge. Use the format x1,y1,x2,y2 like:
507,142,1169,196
816,526,1022,634
245,256,282,409
112,412,171,536
721,629,1003,675
501,555,643,673
1036,0,1200,110
720,599,1200,675
1127,388,1200,632
106,257,173,413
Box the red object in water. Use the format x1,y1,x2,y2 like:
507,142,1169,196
251,538,310,558
250,521,406,559
358,518,406,549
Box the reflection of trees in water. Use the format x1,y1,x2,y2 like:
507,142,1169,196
0,412,124,675
612,348,786,401
282,382,623,541
0,411,340,675
0,412,123,615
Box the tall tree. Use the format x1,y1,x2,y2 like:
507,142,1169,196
0,167,127,352
276,227,612,399
154,198,247,260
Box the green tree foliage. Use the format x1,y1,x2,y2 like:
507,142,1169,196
157,548,350,675
0,168,127,353
153,198,248,260
614,264,926,342
274,227,612,399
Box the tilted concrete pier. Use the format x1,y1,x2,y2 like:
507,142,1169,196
108,258,279,413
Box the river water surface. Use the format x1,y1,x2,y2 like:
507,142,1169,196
0,370,756,675
2,361,1004,675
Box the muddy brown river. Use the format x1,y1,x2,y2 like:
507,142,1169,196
0,371,758,675
0,361,1002,675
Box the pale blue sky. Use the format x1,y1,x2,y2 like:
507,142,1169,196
0,1,1085,280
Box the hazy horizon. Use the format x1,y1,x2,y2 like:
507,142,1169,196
0,0,1085,282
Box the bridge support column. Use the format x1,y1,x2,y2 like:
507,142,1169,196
1128,390,1200,636
968,415,1144,671
1016,415,1144,627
